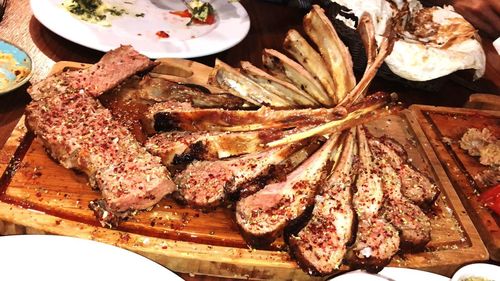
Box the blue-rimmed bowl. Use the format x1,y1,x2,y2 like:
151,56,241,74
0,39,33,95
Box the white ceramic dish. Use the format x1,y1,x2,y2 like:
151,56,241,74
30,0,250,58
451,263,500,281
0,235,183,281
330,267,449,281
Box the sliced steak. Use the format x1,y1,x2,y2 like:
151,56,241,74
173,142,306,209
289,128,357,275
29,45,156,101
236,134,340,246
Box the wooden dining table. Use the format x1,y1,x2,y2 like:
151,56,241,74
0,0,498,280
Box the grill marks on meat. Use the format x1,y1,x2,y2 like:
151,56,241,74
173,142,306,209
346,127,400,270
370,138,431,250
29,45,157,101
145,128,307,166
26,46,176,227
146,102,347,133
289,128,357,275
369,137,439,207
236,134,340,246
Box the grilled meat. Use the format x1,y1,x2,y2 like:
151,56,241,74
26,46,176,227
240,61,320,107
289,128,357,275
174,142,307,209
208,59,291,108
283,29,337,104
145,128,308,166
370,138,431,250
236,134,340,246
346,126,400,270
145,101,346,134
262,48,333,106
303,5,356,103
369,137,439,207
29,45,156,101
358,13,377,72
106,75,249,109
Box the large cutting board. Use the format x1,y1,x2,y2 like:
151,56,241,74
0,61,488,280
410,105,500,261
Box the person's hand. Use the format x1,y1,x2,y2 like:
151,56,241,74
449,0,500,38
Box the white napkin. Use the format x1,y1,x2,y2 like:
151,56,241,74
494,37,500,55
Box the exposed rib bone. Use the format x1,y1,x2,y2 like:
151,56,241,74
262,48,334,106
283,29,338,104
303,5,356,103
208,59,291,108
240,61,320,107
358,13,377,71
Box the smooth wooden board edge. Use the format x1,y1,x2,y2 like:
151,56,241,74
408,104,499,261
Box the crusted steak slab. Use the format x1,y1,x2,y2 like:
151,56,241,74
26,46,176,226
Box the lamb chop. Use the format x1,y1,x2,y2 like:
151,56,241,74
345,126,400,270
289,128,357,275
145,127,308,166
173,141,308,209
369,137,439,207
236,134,341,246
26,46,176,227
369,137,431,250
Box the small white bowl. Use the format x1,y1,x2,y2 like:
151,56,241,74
451,263,500,281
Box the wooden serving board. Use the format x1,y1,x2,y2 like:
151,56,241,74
0,61,488,280
410,105,500,261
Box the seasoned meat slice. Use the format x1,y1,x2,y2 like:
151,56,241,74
174,142,306,209
29,45,156,101
236,134,340,246
346,127,400,270
289,128,357,275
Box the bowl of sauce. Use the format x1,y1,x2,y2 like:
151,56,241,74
0,39,33,95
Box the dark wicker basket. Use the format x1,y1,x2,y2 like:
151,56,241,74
322,1,449,92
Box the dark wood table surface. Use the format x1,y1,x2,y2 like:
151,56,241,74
0,0,499,280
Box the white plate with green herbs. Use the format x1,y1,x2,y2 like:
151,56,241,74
30,0,250,58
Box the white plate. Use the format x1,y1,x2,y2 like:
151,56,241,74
0,235,183,281
30,0,250,58
330,267,450,281
451,263,500,281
